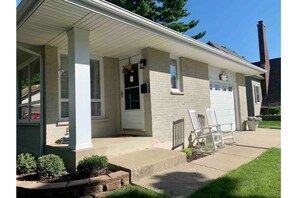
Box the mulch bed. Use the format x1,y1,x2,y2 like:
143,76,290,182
186,151,208,162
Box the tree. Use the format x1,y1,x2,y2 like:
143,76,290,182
106,0,206,39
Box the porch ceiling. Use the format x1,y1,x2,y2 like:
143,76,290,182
17,0,265,76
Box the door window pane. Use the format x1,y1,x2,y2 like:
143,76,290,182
125,87,140,110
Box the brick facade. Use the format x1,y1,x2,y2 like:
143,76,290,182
142,47,211,149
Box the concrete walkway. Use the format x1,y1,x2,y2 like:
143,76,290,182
135,128,281,197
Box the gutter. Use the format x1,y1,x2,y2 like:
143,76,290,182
65,0,265,74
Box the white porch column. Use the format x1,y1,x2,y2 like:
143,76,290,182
67,27,93,150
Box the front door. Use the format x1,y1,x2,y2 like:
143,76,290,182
119,55,145,130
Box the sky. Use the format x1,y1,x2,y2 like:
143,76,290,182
16,0,280,63
181,0,281,62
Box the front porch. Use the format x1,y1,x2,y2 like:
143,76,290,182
45,135,153,171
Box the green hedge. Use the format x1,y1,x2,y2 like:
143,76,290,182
17,153,37,174
36,154,66,180
77,155,108,178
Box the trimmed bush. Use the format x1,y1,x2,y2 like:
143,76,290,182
37,154,66,180
77,155,108,178
181,148,193,158
269,107,281,115
17,153,37,174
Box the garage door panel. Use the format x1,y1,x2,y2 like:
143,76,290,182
210,83,236,131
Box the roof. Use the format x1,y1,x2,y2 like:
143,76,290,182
207,41,248,62
17,0,265,76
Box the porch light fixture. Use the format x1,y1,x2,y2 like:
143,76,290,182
219,71,228,81
138,59,146,69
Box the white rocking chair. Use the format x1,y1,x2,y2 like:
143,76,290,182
205,108,236,147
188,109,222,152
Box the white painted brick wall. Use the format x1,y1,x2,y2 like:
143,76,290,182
144,48,211,148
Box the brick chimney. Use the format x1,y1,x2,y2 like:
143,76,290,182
257,20,270,98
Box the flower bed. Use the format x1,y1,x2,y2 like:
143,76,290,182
17,170,130,198
186,150,208,162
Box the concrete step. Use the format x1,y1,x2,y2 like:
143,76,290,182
108,148,187,183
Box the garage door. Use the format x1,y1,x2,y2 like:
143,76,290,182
209,83,236,131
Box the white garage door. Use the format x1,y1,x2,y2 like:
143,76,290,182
209,83,236,131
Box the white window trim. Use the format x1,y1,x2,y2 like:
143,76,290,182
170,56,181,93
58,50,105,121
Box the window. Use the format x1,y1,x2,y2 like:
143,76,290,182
222,86,227,91
59,55,103,120
215,84,220,90
170,58,180,90
210,83,213,90
254,85,261,103
18,58,41,121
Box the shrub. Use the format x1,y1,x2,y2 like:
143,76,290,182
77,155,108,178
17,153,37,174
36,154,66,180
268,107,281,115
181,148,193,158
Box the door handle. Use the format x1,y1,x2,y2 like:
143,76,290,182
120,90,123,98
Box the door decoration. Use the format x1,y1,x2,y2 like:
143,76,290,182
122,63,134,76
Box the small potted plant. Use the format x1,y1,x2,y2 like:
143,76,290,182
247,116,262,131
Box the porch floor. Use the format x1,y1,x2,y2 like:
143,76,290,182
46,135,153,158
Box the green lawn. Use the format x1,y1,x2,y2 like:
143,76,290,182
106,148,281,198
258,120,281,129
189,148,281,198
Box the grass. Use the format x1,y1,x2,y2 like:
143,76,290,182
189,148,281,198
258,120,281,129
106,184,166,198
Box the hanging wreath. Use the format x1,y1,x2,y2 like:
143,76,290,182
122,64,134,76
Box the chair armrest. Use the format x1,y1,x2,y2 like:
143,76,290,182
201,126,212,130
219,123,235,132
219,123,233,126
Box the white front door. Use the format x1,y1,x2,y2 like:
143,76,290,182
119,55,145,130
209,82,236,131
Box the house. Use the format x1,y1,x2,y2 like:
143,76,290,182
246,21,281,116
17,0,265,170
253,58,281,108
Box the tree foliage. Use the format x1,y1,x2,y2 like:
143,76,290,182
107,0,206,39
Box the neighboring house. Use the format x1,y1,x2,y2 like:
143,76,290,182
246,21,281,116
17,0,265,170
253,57,281,107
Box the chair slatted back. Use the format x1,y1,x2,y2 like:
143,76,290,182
205,108,218,127
188,110,202,131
